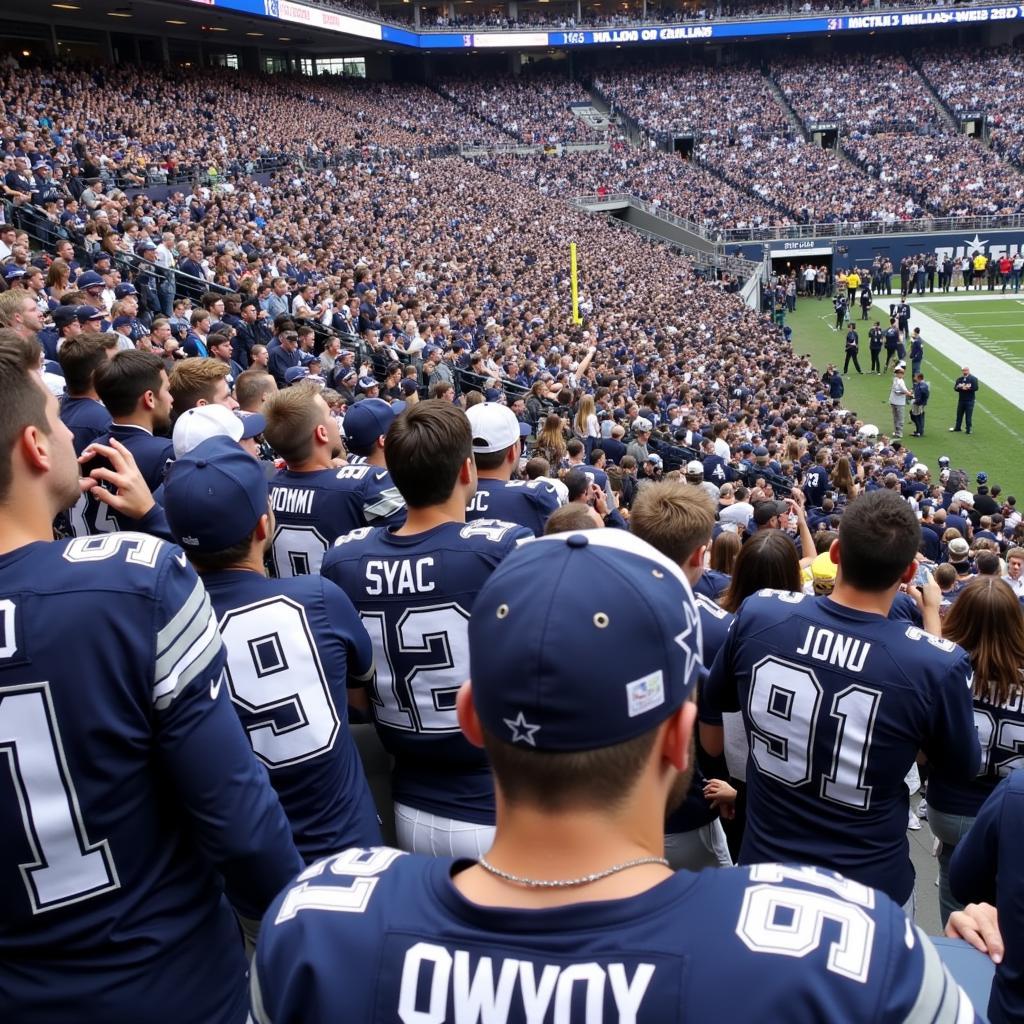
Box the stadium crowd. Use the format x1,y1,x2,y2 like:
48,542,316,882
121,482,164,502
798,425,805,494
1,48,1024,1024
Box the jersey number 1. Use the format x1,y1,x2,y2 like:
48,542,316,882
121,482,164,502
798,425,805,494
0,680,119,913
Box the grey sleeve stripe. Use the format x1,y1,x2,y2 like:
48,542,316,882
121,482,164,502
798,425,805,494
156,577,208,657
154,592,214,683
152,616,222,709
363,489,406,522
902,927,975,1024
249,962,272,1024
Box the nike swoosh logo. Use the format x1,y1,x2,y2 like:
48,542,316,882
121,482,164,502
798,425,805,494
210,670,225,701
375,472,388,482
176,552,187,568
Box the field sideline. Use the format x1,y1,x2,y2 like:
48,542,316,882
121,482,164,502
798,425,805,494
784,294,1024,497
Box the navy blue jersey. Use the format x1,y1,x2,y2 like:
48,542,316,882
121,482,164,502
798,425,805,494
70,423,174,537
575,463,610,494
59,395,111,456
667,592,735,835
252,850,975,1024
0,534,301,1024
929,686,1024,817
201,569,381,862
321,520,530,823
466,479,560,537
694,569,730,600
888,590,924,627
269,465,406,577
705,591,980,905
803,466,830,507
950,770,1024,1024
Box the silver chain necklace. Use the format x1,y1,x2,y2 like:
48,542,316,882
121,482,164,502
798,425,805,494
477,855,669,889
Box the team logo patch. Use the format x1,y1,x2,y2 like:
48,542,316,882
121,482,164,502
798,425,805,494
625,670,665,718
504,710,541,746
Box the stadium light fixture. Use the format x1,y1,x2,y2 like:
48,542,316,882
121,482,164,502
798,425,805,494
166,19,187,25
51,3,80,9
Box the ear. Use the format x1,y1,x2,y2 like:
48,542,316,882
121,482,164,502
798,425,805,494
458,456,474,486
687,544,707,571
829,537,840,566
899,560,917,585
314,421,328,445
253,513,271,544
661,699,697,774
456,681,484,749
19,422,52,475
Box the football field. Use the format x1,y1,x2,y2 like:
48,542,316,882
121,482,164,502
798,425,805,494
786,293,1024,496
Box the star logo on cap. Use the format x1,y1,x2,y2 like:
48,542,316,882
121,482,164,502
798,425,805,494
674,602,700,685
504,710,540,746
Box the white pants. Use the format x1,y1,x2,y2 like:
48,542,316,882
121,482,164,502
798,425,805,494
394,802,495,858
664,819,733,871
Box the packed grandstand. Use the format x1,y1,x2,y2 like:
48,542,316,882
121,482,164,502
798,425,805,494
2,7,1024,1022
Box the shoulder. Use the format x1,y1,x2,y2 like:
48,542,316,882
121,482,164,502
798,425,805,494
322,525,381,566
53,533,181,596
458,519,533,549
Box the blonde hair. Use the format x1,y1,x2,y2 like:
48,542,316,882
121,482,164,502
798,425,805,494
630,481,715,566
263,386,323,464
168,357,230,412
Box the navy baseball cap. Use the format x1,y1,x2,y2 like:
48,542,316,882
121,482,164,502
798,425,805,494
344,397,396,453
469,531,702,752
112,316,133,330
358,375,378,390
284,366,309,384
114,283,137,299
163,436,268,552
76,305,105,322
3,264,25,280
77,270,104,290
52,305,81,328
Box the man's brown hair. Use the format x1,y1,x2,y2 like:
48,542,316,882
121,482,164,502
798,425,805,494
263,386,323,464
385,400,469,509
630,481,716,566
58,335,114,395
0,329,50,502
169,357,229,413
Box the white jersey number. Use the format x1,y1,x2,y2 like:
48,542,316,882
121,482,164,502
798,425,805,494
0,681,119,913
748,658,881,809
271,525,329,577
219,598,340,768
361,604,470,733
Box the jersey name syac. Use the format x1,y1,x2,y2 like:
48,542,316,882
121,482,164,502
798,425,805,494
321,520,530,823
705,591,979,905
466,479,560,537
269,464,406,577
928,686,1024,817
0,534,300,1024
252,849,975,1024
201,569,381,862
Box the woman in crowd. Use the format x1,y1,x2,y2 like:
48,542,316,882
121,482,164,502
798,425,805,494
831,455,861,501
930,577,1024,925
709,530,741,577
573,394,601,449
532,412,567,470
720,529,803,614
44,258,70,302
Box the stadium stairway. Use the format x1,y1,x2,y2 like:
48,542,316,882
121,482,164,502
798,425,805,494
762,70,810,141
909,58,976,138
569,102,616,134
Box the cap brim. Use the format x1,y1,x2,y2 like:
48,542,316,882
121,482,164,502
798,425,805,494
238,413,266,439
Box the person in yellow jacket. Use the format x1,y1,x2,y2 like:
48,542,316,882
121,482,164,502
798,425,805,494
972,251,988,291
846,268,861,300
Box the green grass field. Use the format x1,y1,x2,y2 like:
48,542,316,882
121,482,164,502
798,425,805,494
785,296,1024,496
916,298,1024,374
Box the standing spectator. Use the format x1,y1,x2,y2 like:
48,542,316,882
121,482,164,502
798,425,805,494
868,320,884,374
704,490,980,913
928,577,1024,926
843,323,862,375
0,334,301,1024
951,366,980,435
832,292,847,331
889,366,909,439
909,328,925,377
910,372,931,438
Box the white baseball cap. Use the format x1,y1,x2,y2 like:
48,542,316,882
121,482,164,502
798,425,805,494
467,402,524,454
172,405,265,458
632,417,653,433
685,460,704,477
953,490,975,507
